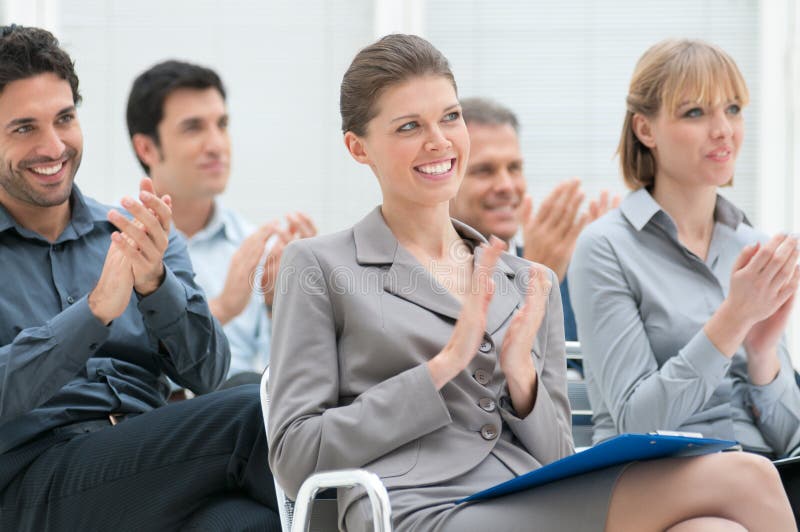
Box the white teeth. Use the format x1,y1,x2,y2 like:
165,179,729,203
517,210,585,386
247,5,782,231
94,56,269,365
417,160,453,175
30,162,63,176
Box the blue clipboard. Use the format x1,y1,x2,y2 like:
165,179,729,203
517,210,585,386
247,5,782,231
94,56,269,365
457,433,737,504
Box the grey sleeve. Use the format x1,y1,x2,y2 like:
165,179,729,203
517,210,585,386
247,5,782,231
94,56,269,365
569,230,731,435
141,229,230,393
499,268,574,463
0,297,110,423
267,242,452,499
747,339,800,456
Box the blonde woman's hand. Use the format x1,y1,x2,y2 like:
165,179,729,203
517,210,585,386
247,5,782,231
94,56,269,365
706,234,800,373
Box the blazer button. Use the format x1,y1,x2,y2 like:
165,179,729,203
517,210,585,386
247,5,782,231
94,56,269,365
479,340,492,353
478,397,496,412
473,369,490,386
480,424,498,440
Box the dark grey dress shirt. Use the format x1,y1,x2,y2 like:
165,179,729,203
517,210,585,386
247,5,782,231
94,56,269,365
569,188,800,456
0,187,230,454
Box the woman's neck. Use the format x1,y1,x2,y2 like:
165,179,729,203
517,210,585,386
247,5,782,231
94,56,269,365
381,200,461,260
651,177,717,258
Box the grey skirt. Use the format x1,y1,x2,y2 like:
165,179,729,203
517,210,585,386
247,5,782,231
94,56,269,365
345,453,629,532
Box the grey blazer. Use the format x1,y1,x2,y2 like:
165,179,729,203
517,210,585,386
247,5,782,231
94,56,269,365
267,206,572,521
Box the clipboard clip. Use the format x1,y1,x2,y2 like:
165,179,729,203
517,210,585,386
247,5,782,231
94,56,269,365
648,430,704,438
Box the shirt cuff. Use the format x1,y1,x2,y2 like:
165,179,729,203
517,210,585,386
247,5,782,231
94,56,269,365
137,267,187,331
748,362,794,412
49,295,111,363
679,330,732,379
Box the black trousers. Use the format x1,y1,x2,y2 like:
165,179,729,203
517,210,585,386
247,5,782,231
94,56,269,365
0,385,280,531
777,458,800,528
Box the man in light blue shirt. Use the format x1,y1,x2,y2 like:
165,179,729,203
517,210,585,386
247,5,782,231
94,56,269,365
185,201,271,379
126,60,316,385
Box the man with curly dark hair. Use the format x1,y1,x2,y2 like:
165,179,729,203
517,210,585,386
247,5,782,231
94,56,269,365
0,25,279,531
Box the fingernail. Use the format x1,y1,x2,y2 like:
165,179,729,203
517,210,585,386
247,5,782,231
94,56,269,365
121,197,133,208
140,191,153,200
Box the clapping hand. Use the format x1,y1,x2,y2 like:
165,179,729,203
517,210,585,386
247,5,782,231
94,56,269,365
88,240,135,325
499,264,552,417
737,235,799,384
521,178,619,281
427,237,505,390
708,234,800,386
107,178,172,296
210,221,281,324
261,211,319,309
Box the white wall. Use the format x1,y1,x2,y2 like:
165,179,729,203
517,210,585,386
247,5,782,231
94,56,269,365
426,0,762,220
1,0,785,233
3,0,800,361
4,0,381,233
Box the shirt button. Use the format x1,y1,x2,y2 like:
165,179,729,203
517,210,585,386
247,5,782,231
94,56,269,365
478,397,496,412
473,369,491,386
479,340,493,353
480,424,498,440
66,296,75,304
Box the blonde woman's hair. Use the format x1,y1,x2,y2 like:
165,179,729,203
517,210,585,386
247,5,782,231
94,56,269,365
617,39,749,190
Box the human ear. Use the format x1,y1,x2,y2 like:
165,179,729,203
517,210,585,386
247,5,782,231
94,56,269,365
632,113,656,149
343,131,372,165
132,133,161,170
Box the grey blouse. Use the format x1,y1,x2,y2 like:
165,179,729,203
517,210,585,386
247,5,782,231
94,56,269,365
568,188,800,456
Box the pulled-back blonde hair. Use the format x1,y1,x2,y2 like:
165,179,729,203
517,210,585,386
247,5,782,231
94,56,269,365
617,39,749,190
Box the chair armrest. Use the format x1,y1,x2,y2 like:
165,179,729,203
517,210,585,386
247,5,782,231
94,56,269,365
292,469,392,532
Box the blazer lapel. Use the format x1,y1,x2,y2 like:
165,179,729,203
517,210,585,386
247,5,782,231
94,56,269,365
353,207,522,327
384,247,462,322
452,220,523,335
353,207,461,322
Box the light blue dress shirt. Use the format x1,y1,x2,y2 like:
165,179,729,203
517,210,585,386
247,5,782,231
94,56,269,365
569,188,800,456
182,202,270,377
0,187,230,454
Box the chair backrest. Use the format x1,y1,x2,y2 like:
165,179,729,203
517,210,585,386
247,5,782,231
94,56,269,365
260,368,393,532
260,368,295,531
564,342,594,450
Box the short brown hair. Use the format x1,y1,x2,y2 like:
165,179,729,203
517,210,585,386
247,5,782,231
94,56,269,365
618,39,749,190
0,25,81,104
340,34,456,136
460,97,519,133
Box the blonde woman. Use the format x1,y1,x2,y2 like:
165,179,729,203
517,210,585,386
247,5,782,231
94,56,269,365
570,38,800,523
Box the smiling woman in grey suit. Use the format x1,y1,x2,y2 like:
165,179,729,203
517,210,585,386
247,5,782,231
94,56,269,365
267,34,794,531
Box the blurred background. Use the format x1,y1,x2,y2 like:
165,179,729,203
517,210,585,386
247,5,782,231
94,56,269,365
2,0,800,357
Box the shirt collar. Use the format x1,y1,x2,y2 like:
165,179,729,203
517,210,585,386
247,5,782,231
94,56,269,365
621,187,748,232
0,185,106,240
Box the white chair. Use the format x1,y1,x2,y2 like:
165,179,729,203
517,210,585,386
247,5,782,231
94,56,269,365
260,368,393,532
